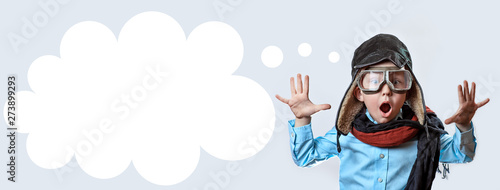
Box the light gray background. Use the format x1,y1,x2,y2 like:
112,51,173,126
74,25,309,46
1,0,499,189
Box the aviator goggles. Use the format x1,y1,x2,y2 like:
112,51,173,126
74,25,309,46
356,69,412,93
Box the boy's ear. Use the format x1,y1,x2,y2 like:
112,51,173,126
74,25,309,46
354,86,364,102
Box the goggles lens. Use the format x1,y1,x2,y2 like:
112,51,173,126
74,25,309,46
358,70,412,92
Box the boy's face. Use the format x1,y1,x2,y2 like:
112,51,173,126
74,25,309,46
355,61,408,124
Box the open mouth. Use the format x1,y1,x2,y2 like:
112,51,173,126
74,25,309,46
379,102,392,117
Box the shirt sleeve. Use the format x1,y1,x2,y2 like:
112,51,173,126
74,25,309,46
439,122,477,163
288,119,339,167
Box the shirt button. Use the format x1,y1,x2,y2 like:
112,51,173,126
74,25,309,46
291,133,295,138
378,178,383,183
380,154,385,159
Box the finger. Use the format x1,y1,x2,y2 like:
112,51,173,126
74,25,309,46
275,94,289,104
471,82,476,102
315,104,332,111
477,98,490,108
444,115,456,125
297,73,303,93
304,75,310,95
463,80,469,102
290,77,296,95
457,84,464,103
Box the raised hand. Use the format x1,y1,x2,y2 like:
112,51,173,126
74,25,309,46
276,74,331,121
444,80,490,131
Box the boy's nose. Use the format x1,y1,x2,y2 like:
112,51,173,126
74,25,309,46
381,84,392,96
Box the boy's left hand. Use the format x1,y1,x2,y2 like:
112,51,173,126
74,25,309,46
444,80,490,131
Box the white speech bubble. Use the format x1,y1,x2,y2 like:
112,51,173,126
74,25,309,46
5,11,275,186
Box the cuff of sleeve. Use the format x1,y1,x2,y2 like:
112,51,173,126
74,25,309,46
288,119,313,144
457,122,475,145
454,122,476,161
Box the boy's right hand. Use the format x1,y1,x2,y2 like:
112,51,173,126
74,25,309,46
275,74,331,121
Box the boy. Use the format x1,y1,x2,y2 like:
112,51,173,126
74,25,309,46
275,34,489,190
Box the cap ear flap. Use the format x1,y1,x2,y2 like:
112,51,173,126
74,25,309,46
406,80,425,125
337,80,364,135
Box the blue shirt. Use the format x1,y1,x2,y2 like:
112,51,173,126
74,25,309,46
288,111,476,190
